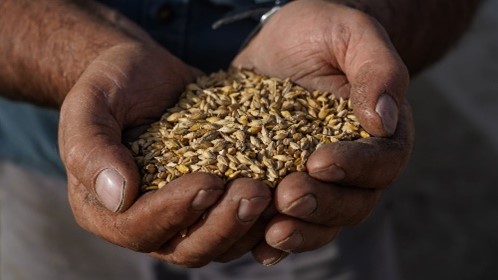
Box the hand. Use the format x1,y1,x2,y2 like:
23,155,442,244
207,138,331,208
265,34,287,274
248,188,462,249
233,0,413,263
58,40,272,267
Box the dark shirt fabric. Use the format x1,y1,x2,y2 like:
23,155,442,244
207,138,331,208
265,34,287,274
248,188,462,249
95,0,272,72
0,0,270,176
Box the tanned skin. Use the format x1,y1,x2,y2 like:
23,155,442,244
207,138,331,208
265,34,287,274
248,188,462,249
0,0,481,267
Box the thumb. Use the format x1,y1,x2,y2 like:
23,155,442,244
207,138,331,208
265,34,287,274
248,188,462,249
59,83,140,213
349,56,409,137
345,27,409,137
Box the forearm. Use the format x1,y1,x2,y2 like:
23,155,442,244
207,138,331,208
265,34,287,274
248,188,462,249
329,0,481,75
0,0,139,107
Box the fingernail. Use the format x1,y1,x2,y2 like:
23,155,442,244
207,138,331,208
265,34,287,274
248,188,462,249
275,231,303,252
311,164,345,181
191,189,224,211
375,94,398,136
262,251,288,267
238,197,271,222
283,194,317,218
95,168,125,212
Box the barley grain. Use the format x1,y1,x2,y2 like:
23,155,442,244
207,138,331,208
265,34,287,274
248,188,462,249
130,68,370,191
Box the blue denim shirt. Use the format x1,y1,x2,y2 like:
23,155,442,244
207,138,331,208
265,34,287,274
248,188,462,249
0,0,272,176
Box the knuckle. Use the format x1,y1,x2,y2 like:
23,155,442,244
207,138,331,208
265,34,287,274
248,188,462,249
210,229,237,246
182,232,234,265
113,220,168,253
112,231,156,253
182,172,224,189
63,142,85,169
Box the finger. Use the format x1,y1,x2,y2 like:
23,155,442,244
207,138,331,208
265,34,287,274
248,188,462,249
252,241,288,266
59,84,137,212
342,17,410,137
275,172,381,226
307,101,414,188
233,2,409,137
68,172,225,252
266,215,341,253
153,178,271,267
215,204,277,263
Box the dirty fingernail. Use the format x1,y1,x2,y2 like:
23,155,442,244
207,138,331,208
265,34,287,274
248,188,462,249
262,251,288,266
275,231,303,252
284,194,317,218
311,164,345,181
192,189,224,210
238,197,271,222
95,168,125,212
375,94,398,136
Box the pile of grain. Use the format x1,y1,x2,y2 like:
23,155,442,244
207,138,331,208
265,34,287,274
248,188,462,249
130,68,369,191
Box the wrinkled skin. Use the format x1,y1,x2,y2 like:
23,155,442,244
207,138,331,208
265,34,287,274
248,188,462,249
233,0,414,262
59,41,275,267
59,0,414,267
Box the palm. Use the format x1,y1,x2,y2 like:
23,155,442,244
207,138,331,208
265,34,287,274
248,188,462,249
233,0,409,137
59,42,275,266
233,2,365,98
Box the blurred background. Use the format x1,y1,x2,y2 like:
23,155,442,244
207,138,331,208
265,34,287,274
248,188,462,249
385,0,498,279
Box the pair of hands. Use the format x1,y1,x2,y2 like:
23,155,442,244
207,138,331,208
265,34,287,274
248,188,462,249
59,0,413,267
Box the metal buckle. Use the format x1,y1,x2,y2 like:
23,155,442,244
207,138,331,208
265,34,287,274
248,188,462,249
212,0,288,49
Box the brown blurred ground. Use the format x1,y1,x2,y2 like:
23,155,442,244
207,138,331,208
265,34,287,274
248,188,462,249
385,0,498,279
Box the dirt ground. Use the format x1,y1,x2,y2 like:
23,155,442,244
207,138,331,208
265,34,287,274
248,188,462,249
385,1,498,278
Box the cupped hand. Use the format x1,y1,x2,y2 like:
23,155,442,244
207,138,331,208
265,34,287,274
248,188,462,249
232,0,414,263
59,40,272,267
